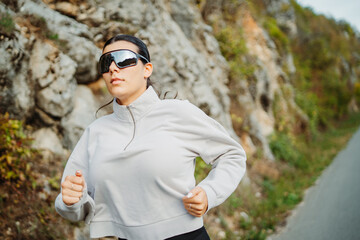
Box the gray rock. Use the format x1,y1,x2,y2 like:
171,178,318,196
10,63,35,118
67,36,100,83
285,53,296,75
19,0,91,38
0,21,35,119
133,0,236,139
86,7,106,26
55,2,78,17
32,128,66,156
61,85,97,150
30,41,58,88
19,0,101,83
34,108,58,126
248,111,275,161
0,2,15,19
104,0,148,25
263,0,298,37
36,77,76,118
32,41,77,117
169,0,197,40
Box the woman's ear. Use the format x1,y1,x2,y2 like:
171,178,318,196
144,62,153,79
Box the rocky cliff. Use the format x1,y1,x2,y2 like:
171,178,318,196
0,0,306,160
1,0,241,151
1,0,359,239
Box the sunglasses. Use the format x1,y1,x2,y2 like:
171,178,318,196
99,49,149,74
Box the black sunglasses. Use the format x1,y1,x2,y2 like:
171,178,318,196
99,49,149,74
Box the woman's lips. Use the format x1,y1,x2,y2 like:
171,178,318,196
111,78,124,84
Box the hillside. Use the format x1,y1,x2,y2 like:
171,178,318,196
1,0,359,239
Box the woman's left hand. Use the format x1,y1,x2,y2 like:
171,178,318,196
182,187,208,217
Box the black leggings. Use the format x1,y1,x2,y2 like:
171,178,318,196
118,226,210,240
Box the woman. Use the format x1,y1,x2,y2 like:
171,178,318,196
55,34,246,240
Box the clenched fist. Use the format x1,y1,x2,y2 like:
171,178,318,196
182,187,208,217
61,170,85,206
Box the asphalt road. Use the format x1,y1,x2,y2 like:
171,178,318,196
270,127,360,240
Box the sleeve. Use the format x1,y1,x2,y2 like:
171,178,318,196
178,101,247,212
54,128,95,224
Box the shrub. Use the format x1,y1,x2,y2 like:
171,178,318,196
355,82,360,104
216,26,247,60
295,90,319,135
0,113,36,188
263,17,290,54
269,132,305,168
215,26,254,85
0,114,74,239
194,157,211,183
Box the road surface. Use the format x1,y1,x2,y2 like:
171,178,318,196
270,127,360,240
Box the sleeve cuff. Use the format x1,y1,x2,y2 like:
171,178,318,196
197,184,217,214
55,186,95,224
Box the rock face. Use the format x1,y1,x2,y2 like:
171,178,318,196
0,4,34,119
31,40,77,117
238,9,308,160
32,127,66,156
19,0,101,83
263,0,298,37
0,32,34,119
2,0,356,169
1,0,240,156
0,0,308,161
88,0,237,138
199,0,308,160
61,85,97,150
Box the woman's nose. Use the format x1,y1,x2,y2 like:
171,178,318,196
109,61,120,73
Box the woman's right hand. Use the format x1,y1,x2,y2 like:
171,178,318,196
61,170,85,206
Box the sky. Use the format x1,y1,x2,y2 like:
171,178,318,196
296,0,360,32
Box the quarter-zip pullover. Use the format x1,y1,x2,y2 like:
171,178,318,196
55,86,246,240
124,106,136,150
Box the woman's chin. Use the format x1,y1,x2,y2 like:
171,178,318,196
110,88,128,100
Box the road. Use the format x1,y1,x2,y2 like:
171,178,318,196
269,128,360,240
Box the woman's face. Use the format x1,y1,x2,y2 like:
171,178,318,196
102,41,153,106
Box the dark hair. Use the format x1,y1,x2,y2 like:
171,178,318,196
96,35,155,117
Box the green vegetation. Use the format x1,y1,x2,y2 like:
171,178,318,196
263,17,290,55
0,113,36,187
208,0,256,135
216,26,254,85
259,112,360,238
0,12,15,36
289,0,359,125
0,114,72,239
269,132,303,168
247,0,360,130
200,1,360,239
206,112,360,240
355,83,360,104
194,156,211,183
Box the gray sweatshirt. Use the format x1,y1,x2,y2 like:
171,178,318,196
55,86,246,239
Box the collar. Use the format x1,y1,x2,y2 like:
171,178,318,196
112,86,160,122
